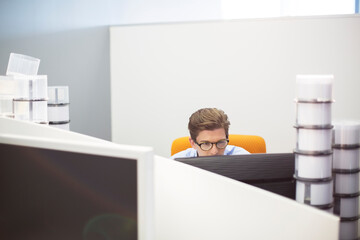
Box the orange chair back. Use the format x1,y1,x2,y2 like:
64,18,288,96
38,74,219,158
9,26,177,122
171,134,266,156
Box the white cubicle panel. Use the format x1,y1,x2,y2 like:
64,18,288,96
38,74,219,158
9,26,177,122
154,155,339,240
110,15,360,157
0,117,109,144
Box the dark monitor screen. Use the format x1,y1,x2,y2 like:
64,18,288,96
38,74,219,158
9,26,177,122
175,153,295,199
0,143,138,240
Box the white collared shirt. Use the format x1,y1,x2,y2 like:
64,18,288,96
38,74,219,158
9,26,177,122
170,145,250,159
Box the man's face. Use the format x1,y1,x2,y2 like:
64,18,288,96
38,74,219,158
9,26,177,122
189,128,227,157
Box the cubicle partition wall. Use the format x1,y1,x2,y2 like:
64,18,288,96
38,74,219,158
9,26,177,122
155,155,339,240
110,15,360,157
0,117,340,239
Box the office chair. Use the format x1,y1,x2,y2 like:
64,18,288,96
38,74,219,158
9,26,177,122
171,134,266,156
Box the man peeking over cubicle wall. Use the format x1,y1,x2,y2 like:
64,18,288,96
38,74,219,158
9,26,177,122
171,108,250,159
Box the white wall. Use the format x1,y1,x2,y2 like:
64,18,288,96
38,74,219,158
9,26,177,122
110,15,360,157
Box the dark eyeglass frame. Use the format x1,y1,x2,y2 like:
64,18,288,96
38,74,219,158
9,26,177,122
195,139,229,151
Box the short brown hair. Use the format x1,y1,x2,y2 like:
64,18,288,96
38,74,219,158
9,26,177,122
188,108,230,140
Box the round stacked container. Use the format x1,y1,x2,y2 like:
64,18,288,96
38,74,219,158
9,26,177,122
12,75,48,124
294,75,334,213
333,121,360,240
47,86,70,130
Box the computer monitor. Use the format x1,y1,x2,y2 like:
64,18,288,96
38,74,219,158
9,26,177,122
175,153,295,199
0,124,154,240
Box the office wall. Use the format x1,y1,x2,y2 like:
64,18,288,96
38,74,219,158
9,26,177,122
110,15,360,157
0,0,221,141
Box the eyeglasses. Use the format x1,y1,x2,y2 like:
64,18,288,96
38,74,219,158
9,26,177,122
195,139,229,151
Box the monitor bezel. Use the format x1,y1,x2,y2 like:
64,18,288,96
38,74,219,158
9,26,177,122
0,132,154,240
175,152,295,199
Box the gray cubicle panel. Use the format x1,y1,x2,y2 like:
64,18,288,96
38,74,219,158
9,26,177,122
110,15,360,157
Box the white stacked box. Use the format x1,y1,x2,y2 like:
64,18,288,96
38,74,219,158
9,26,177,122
12,75,48,123
6,53,40,76
6,53,48,124
333,121,360,240
47,86,70,131
0,75,15,118
294,75,334,213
